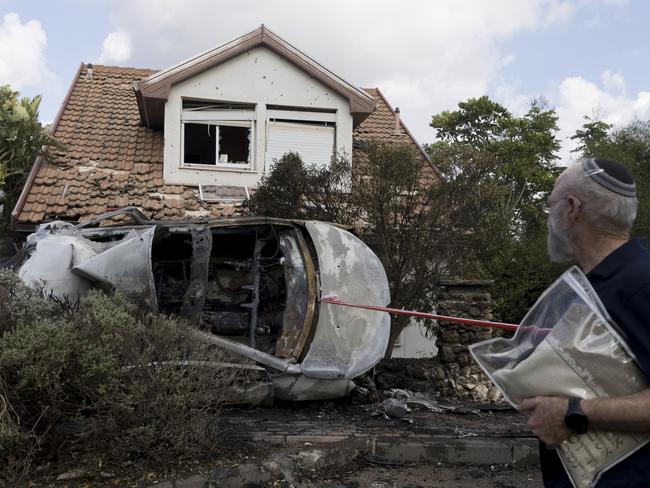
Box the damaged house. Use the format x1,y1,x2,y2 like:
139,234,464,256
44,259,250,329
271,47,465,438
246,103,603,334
9,26,440,397
11,25,436,228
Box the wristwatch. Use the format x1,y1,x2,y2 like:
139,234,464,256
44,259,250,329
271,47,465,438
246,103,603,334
564,397,589,434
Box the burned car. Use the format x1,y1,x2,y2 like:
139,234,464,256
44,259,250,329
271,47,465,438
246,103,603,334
11,208,390,401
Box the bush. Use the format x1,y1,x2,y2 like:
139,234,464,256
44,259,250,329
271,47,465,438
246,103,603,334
0,269,54,335
0,269,248,484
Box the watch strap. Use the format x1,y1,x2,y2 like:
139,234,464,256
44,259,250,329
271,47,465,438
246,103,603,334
565,396,589,434
568,396,581,412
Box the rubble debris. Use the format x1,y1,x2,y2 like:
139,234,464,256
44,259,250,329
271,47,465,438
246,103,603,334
228,382,275,406
292,449,327,471
56,468,88,481
261,459,296,484
454,427,480,439
381,398,411,419
366,357,504,404
406,398,447,413
350,375,380,404
383,388,413,401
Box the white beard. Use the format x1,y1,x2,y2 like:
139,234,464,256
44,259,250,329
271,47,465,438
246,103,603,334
547,214,577,263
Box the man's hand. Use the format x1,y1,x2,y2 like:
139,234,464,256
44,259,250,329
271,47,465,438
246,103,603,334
521,396,571,448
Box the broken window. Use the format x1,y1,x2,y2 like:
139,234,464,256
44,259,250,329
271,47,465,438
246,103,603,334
183,122,252,166
183,123,217,165
181,99,255,168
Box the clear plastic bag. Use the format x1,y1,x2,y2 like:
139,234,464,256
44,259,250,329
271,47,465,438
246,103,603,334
470,266,650,488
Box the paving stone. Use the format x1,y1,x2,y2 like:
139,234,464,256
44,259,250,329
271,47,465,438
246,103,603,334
175,474,206,488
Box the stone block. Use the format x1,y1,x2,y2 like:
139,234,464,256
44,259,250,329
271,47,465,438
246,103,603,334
406,363,427,380
439,345,456,363
470,383,489,402
458,352,470,367
446,363,461,375
433,366,446,380
478,330,493,340
439,328,460,343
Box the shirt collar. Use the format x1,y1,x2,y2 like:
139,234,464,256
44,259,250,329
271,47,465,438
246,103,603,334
588,237,648,279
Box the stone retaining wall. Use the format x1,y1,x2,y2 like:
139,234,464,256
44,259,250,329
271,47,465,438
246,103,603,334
371,280,503,403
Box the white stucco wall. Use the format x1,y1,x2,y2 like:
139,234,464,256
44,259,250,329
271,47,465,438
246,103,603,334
163,45,354,187
391,319,439,359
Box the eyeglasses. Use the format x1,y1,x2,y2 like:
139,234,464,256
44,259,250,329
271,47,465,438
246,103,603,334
542,196,581,216
584,167,605,178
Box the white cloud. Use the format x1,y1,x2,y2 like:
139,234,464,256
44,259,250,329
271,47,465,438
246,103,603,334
592,0,628,6
97,30,132,64
94,0,636,162
544,1,577,25
494,80,536,116
601,70,625,94
555,72,650,161
0,13,52,90
103,0,587,145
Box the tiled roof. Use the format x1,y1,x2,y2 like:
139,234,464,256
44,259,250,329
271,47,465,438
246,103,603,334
15,65,437,227
353,87,439,183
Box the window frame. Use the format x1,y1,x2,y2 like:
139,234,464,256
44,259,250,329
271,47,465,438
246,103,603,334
180,108,256,171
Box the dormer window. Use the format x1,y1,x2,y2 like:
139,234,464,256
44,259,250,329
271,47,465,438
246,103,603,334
181,100,255,169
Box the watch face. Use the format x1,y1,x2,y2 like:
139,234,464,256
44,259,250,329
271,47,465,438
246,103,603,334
566,412,589,434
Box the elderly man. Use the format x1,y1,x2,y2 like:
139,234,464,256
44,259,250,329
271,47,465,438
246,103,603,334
521,158,650,486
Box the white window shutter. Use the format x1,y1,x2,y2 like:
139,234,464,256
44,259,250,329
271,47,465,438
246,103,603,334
265,121,335,170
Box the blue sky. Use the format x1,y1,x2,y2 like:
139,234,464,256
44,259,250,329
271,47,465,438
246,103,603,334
1,0,649,161
501,3,647,97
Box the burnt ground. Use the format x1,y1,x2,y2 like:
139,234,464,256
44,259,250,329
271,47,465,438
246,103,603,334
23,401,543,488
218,399,533,444
214,400,543,487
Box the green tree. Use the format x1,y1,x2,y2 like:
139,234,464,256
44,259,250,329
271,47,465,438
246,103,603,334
0,85,59,233
252,143,449,357
426,96,564,322
570,116,612,156
253,96,565,344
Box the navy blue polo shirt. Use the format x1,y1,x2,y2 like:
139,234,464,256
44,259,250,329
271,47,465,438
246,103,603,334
541,238,650,487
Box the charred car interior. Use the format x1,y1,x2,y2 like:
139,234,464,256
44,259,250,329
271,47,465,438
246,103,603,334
152,222,312,359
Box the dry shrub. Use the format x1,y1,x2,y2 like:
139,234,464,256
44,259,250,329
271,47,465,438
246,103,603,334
0,269,251,485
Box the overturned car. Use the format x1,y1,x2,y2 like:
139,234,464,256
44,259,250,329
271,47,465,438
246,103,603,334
10,208,390,401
